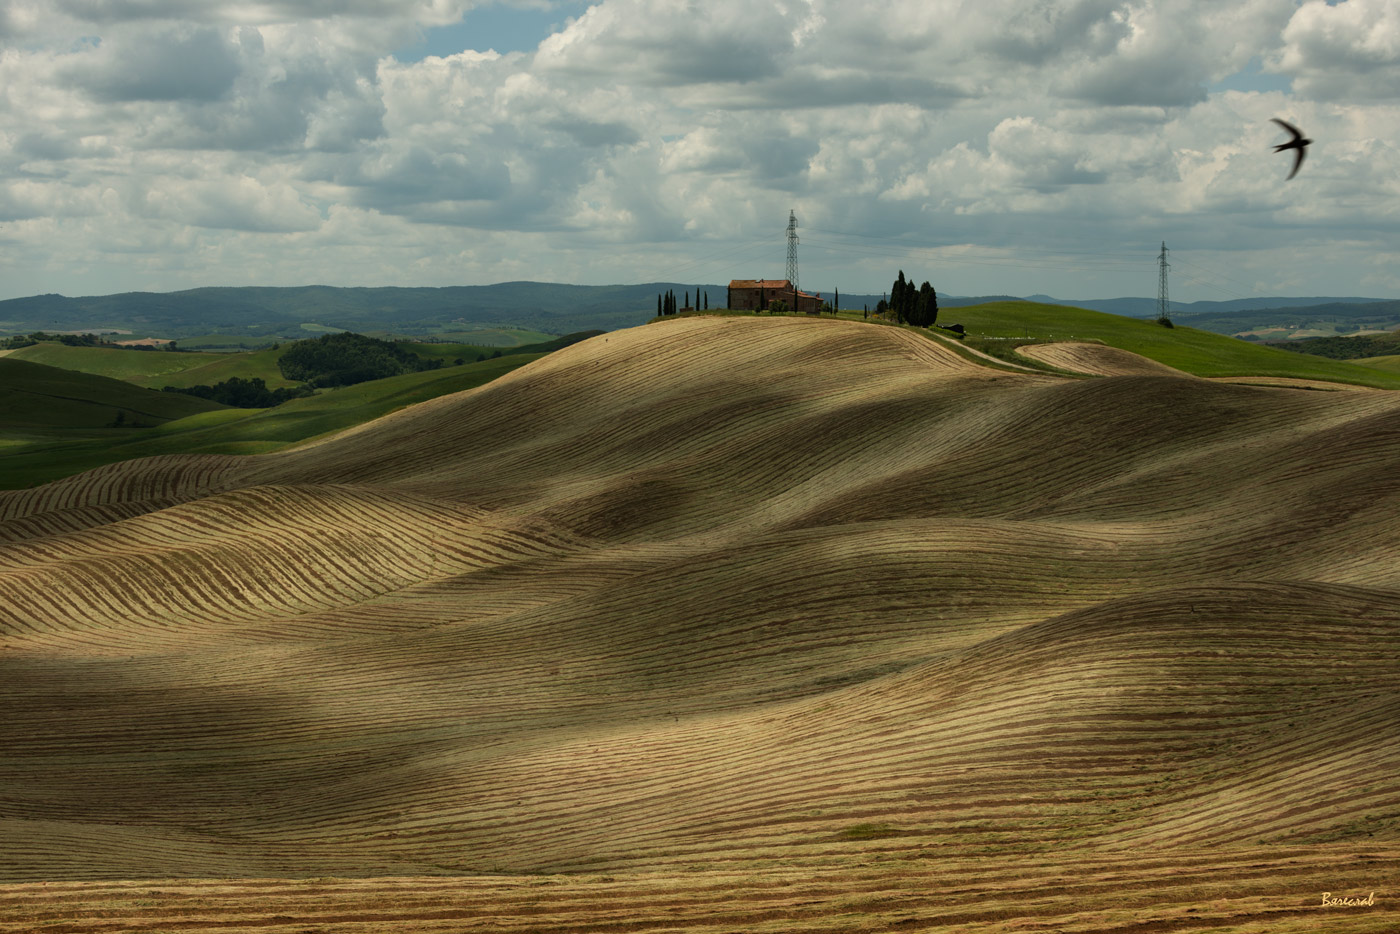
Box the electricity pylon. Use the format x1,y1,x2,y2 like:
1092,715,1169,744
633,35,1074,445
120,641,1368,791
786,210,799,292
1156,241,1171,324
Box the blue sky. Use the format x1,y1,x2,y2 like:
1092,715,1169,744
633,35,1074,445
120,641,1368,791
0,0,1398,303
396,2,592,59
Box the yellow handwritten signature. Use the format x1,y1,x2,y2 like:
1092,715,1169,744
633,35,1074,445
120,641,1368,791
1322,892,1375,907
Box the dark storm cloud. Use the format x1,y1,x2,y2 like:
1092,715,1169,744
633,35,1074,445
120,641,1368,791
546,118,640,148
53,0,197,22
981,0,1124,65
63,26,242,102
552,32,783,86
708,70,969,110
1066,58,1209,108
53,0,464,24
53,23,387,154
14,132,82,161
748,134,820,187
332,145,513,208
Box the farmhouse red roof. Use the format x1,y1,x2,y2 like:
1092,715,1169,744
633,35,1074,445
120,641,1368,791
729,279,793,290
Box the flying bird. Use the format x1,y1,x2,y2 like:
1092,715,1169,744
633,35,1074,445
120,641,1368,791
1271,118,1311,180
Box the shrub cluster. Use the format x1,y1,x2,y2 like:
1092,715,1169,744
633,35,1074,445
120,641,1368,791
277,332,442,388
1274,333,1400,360
2,332,180,350
164,377,314,409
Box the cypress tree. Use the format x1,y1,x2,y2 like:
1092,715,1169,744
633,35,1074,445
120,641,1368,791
892,271,924,324
704,291,709,310
657,293,662,317
834,287,839,315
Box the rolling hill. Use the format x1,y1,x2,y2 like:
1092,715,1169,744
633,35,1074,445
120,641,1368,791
6,340,301,390
0,353,546,490
949,300,1400,387
0,357,225,433
1,315,1397,932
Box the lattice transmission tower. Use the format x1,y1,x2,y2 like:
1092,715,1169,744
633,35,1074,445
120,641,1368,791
786,209,799,292
1156,241,1170,323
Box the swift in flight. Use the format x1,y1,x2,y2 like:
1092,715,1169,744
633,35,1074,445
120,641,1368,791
1271,118,1311,180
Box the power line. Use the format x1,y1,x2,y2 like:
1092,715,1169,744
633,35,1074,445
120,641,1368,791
651,221,1260,303
800,237,1141,273
804,225,1150,263
1169,255,1256,299
651,234,781,282
806,223,1266,299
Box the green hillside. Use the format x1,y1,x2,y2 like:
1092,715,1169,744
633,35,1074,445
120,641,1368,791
420,326,556,347
130,346,299,390
0,357,226,436
943,301,1400,388
9,332,597,393
173,334,280,351
402,330,603,365
6,340,299,390
0,353,543,489
1354,354,1400,374
7,342,217,382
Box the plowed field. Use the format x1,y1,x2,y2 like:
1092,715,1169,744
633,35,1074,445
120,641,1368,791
2,316,1396,931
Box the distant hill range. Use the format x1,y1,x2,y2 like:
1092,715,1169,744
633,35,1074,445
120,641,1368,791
0,283,1031,341
1024,294,1389,316
1,282,1396,342
0,283,689,340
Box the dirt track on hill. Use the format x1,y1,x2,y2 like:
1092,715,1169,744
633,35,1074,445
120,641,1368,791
1015,340,1192,377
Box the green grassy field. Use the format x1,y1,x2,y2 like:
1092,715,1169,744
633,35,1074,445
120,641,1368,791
10,332,578,392
0,353,543,489
128,345,300,389
1355,354,1400,374
0,357,225,435
400,341,517,364
7,342,222,382
871,301,1400,388
174,334,281,351
9,340,301,389
429,326,557,346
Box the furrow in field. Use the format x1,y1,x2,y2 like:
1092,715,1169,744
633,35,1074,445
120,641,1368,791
2,316,1398,913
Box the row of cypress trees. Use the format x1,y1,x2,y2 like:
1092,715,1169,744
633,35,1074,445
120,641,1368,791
656,289,710,316
878,270,938,327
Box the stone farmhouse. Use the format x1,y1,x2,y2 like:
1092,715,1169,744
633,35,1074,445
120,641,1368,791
727,279,823,314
